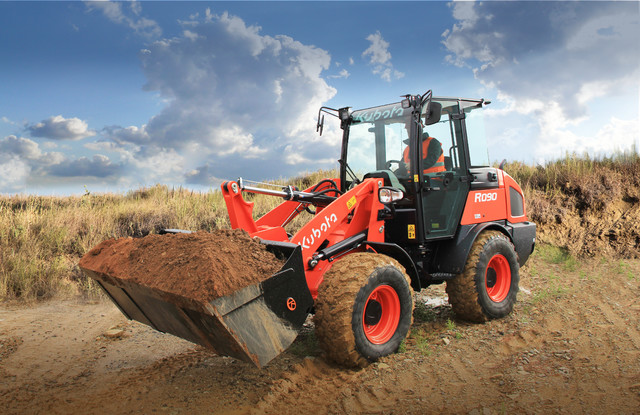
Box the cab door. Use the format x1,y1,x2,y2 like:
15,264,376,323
418,101,470,240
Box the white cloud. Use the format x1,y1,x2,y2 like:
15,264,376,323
0,156,30,193
126,147,184,182
523,114,639,163
0,135,65,169
105,10,338,184
283,143,336,166
105,124,150,145
183,30,201,41
60,6,340,189
184,164,226,187
0,135,107,192
483,93,639,163
1,116,16,125
595,117,640,154
48,154,120,178
130,0,142,16
27,115,96,140
86,0,161,38
363,31,391,66
362,31,404,82
0,135,42,159
443,1,640,161
443,1,639,119
329,69,350,79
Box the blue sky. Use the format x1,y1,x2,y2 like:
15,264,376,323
1,1,638,195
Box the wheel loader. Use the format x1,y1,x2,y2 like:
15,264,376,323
80,90,536,368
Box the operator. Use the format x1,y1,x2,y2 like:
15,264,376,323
402,126,446,175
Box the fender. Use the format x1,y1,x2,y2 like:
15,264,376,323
431,221,512,274
364,241,421,291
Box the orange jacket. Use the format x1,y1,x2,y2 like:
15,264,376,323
403,136,446,174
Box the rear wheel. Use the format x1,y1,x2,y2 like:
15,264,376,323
446,230,519,322
315,253,413,368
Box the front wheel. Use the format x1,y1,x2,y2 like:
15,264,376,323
315,253,413,368
446,230,520,322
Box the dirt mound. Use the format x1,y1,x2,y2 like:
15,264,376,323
521,160,640,258
79,229,284,303
531,195,640,258
528,189,640,258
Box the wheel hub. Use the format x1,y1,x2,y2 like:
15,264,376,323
362,284,401,345
485,254,511,302
486,267,497,288
364,299,382,326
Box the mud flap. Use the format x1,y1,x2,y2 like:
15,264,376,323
81,242,313,368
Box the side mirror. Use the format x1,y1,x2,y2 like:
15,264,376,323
316,114,325,136
424,102,442,126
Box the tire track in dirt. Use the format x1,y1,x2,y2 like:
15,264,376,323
523,259,640,412
251,357,358,415
2,257,639,414
596,300,640,349
434,353,475,393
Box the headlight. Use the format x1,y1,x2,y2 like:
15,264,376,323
378,187,403,204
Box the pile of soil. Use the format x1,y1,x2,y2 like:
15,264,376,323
528,190,640,258
79,229,285,303
519,160,640,259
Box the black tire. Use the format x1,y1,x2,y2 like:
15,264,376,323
446,230,520,323
315,253,413,368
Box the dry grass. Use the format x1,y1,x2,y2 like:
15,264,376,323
0,170,336,301
502,150,640,225
502,150,640,259
2,150,638,302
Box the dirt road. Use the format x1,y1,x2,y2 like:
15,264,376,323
1,252,639,414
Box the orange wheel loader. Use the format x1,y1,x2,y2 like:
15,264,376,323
81,90,536,368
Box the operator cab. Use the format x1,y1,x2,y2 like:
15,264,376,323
337,92,491,242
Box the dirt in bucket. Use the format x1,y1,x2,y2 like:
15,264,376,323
78,229,285,304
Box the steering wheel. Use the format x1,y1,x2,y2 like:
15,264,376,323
385,160,402,170
386,159,409,177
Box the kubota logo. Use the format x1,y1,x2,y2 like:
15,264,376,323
475,192,498,203
299,213,338,249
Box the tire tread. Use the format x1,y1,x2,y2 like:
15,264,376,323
315,253,411,367
446,231,519,323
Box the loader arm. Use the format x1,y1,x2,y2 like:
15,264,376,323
291,178,386,297
221,179,341,241
221,178,388,298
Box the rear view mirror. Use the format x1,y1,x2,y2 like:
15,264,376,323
424,102,442,126
316,114,325,136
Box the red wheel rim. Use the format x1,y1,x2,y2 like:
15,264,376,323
485,254,511,302
362,285,401,344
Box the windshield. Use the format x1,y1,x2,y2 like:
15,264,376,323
463,104,490,167
345,97,489,183
347,102,412,181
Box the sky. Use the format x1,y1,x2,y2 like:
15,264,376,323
0,0,638,195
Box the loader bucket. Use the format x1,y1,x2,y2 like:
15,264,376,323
80,240,313,368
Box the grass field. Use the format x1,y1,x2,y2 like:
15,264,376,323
1,153,638,301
